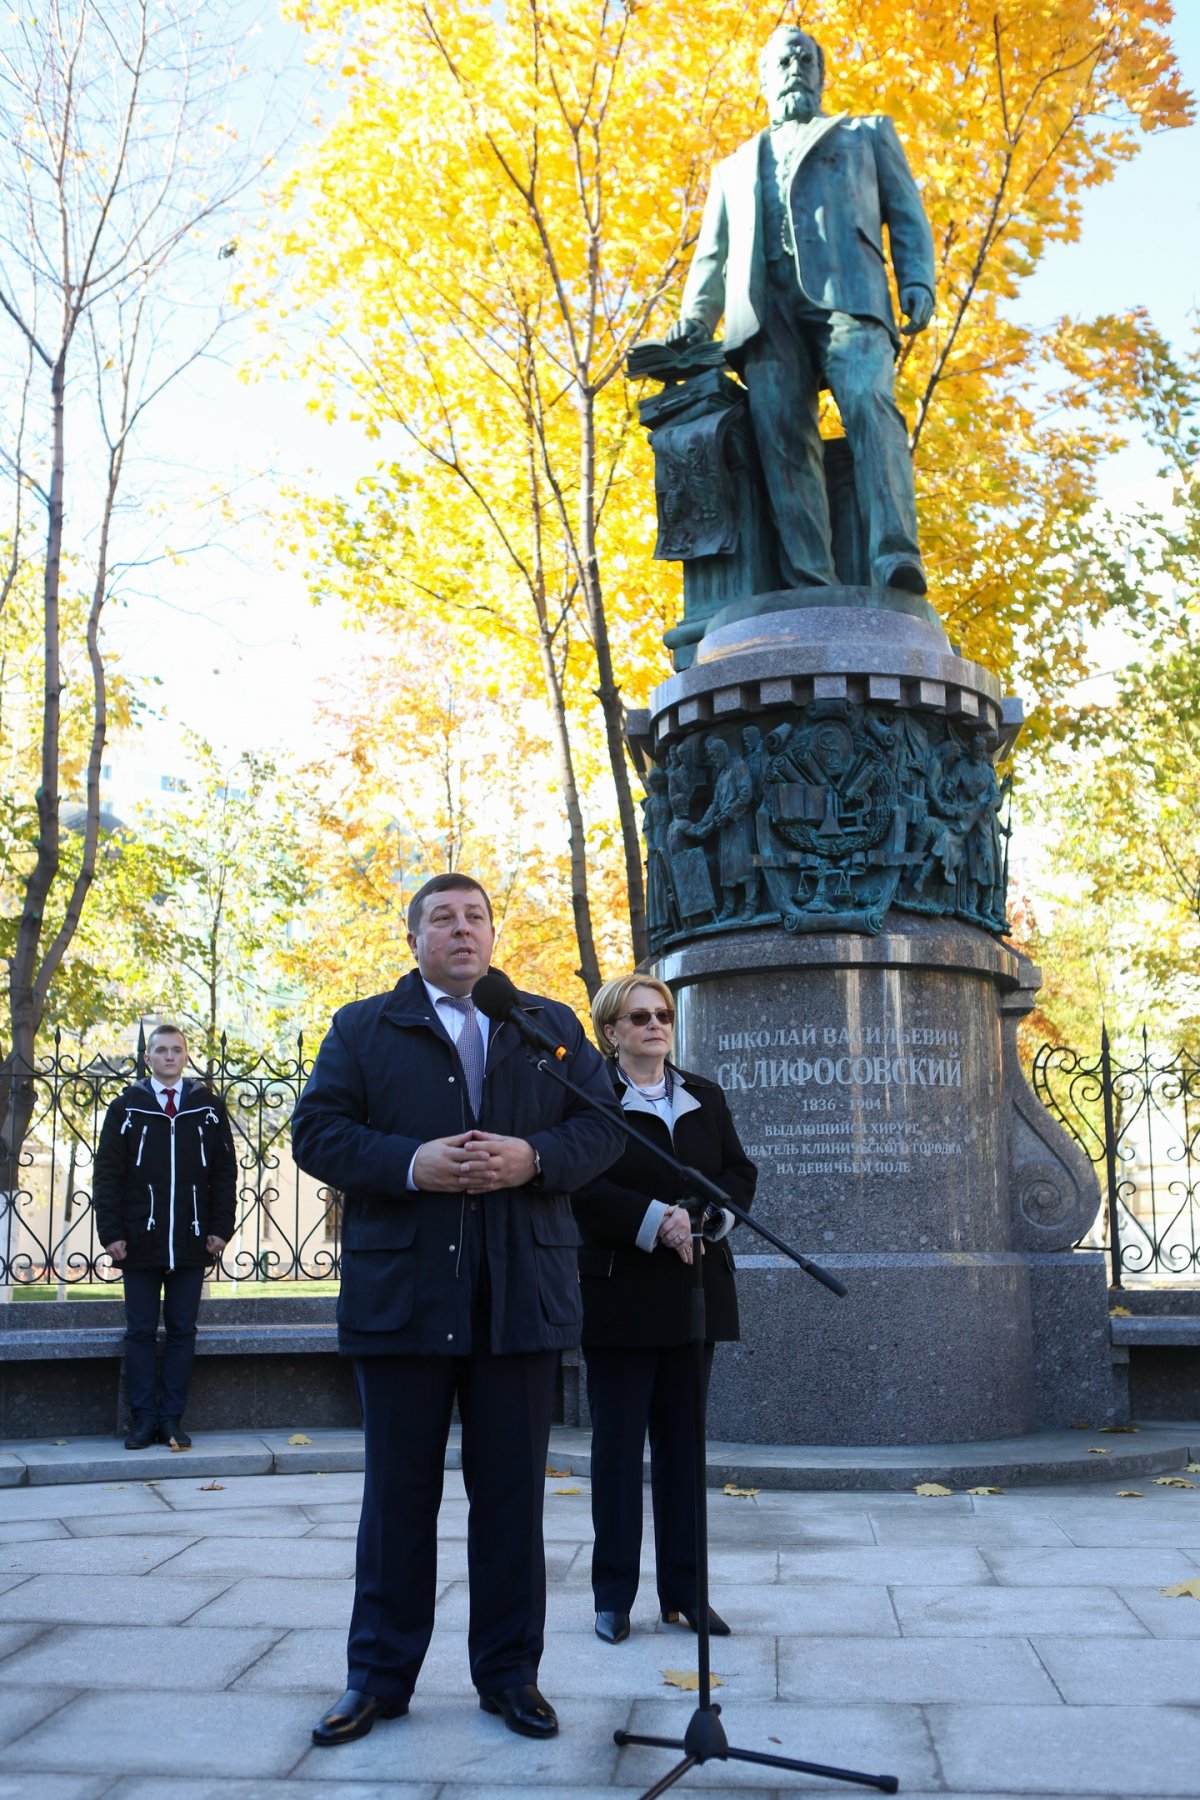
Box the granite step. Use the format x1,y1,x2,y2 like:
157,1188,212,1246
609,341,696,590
1,1420,1194,1489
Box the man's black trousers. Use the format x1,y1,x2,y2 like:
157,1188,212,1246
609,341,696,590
585,1341,714,1616
121,1265,205,1424
349,1348,558,1703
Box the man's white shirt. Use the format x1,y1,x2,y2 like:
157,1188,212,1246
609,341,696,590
425,980,491,1059
405,980,492,1191
149,1077,181,1111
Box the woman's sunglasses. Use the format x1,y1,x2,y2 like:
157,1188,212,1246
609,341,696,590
617,1008,675,1027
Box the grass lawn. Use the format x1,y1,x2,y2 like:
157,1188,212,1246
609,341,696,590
9,1280,340,1301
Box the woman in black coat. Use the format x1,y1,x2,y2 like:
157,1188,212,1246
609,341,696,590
572,974,756,1645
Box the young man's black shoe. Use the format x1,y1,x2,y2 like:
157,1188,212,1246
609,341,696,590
124,1418,157,1450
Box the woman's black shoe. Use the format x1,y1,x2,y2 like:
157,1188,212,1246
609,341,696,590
123,1418,157,1450
660,1604,732,1637
157,1418,191,1449
595,1609,631,1643
311,1688,408,1746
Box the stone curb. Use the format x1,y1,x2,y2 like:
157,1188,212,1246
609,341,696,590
1110,1315,1200,1345
1,1421,1194,1491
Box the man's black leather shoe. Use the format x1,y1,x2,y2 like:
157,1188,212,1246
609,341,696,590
595,1610,631,1644
311,1688,408,1746
479,1682,558,1738
157,1419,191,1449
123,1418,157,1450
661,1604,732,1637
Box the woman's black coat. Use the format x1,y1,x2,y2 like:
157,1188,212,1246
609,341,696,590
571,1061,756,1348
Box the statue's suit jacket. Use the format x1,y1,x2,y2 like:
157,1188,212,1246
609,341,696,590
680,115,935,353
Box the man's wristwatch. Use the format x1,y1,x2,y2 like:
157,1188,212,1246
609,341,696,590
530,1146,543,1183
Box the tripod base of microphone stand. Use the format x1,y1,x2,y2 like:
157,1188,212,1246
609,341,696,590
615,1702,899,1799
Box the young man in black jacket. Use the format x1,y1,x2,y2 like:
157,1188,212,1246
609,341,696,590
93,1023,236,1450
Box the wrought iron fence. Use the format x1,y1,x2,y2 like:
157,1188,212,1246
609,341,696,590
9,1025,1198,1294
1032,1028,1200,1285
1,1034,340,1289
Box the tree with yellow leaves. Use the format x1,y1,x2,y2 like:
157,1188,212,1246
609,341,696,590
0,0,282,1186
282,623,630,1025
269,0,1190,981
272,0,769,983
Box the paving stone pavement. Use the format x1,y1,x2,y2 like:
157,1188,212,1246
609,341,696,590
2,1458,1200,1798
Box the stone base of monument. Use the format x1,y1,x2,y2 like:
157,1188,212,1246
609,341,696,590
655,920,1112,1444
635,588,1111,1447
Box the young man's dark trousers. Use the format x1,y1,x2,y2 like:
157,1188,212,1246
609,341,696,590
121,1266,205,1424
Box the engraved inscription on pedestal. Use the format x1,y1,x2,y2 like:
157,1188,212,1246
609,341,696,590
675,959,1008,1251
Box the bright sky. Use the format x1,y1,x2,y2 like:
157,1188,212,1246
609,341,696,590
107,4,1200,776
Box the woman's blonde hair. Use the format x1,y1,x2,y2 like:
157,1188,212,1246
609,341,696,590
591,973,675,1056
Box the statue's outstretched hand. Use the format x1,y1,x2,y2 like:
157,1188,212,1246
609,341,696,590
665,316,711,346
899,287,934,335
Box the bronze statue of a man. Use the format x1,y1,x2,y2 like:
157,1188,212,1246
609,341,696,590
668,26,935,596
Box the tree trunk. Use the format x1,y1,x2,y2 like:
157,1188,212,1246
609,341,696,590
207,928,220,1069
578,393,648,966
536,622,603,999
5,341,70,1212
0,1057,38,1251
9,351,68,1065
526,434,603,997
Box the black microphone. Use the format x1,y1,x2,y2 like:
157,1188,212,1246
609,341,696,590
472,969,569,1061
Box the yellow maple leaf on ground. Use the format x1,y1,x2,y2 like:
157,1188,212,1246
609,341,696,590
1153,1477,1196,1489
199,1481,225,1492
553,1486,582,1495
287,1433,313,1445
1115,1490,1143,1498
1185,1464,1200,1473
723,1483,759,1498
965,1485,1004,1495
545,1465,570,1477
1086,1447,1112,1455
915,1483,954,1496
1098,1423,1139,1432
1161,1579,1200,1599
662,1670,723,1691
1109,1306,1133,1317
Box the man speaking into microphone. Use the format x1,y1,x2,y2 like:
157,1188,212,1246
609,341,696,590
291,873,622,1747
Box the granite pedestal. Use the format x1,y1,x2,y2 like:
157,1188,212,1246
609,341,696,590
636,591,1110,1445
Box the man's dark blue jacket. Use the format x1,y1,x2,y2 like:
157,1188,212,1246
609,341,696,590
290,968,623,1357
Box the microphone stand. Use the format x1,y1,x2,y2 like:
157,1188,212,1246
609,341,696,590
522,1045,899,1798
